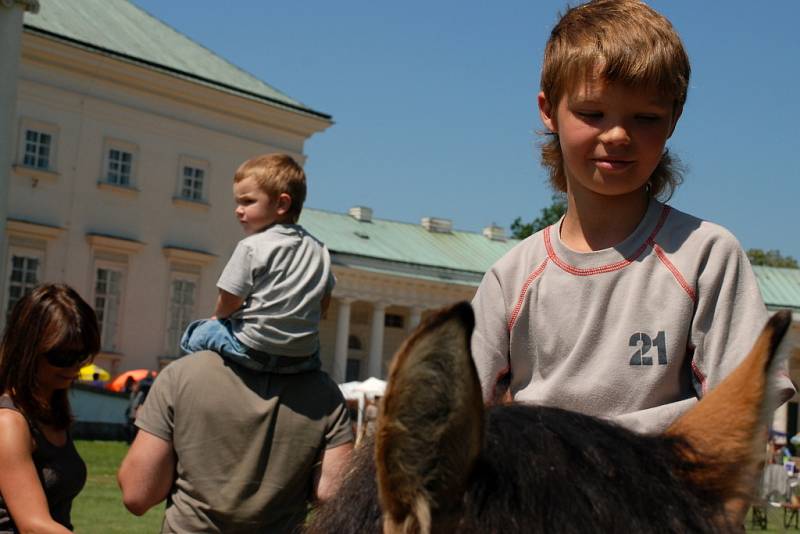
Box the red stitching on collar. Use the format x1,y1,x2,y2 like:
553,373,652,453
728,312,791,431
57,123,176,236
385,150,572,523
544,205,672,276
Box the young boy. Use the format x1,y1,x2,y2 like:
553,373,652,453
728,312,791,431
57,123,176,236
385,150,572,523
471,0,794,433
181,153,334,373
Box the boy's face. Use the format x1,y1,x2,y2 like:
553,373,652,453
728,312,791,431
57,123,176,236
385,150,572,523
233,175,290,235
539,78,680,199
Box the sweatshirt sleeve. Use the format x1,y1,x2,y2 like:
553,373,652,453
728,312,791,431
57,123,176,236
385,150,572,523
690,232,794,403
471,269,511,402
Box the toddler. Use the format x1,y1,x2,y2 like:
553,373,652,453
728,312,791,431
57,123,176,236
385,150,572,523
181,153,333,373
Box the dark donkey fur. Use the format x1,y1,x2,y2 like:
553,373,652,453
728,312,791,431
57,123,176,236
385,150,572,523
307,303,794,534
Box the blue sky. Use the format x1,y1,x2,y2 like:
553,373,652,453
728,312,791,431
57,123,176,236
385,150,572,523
134,0,800,260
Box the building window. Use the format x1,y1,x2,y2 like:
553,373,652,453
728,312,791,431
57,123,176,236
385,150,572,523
16,118,59,178
385,313,405,328
180,165,205,201
346,358,361,382
106,148,133,186
86,234,142,357
94,267,123,352
4,221,61,327
99,139,138,192
6,254,40,317
348,335,362,350
23,129,52,169
162,246,215,357
166,277,196,355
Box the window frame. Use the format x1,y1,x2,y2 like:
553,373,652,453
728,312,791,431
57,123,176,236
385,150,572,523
175,156,210,204
384,313,405,329
86,233,143,358
2,220,64,330
100,138,139,190
14,118,60,181
93,261,126,354
4,246,44,320
164,271,199,356
346,357,362,382
161,246,216,359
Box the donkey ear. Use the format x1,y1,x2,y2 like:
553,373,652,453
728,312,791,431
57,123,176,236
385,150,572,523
667,310,795,521
376,302,485,534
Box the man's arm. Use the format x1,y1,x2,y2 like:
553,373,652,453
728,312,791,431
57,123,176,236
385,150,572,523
214,289,245,319
118,430,176,515
313,442,353,502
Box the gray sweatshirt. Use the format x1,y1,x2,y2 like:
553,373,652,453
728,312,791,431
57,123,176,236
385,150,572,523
471,199,794,434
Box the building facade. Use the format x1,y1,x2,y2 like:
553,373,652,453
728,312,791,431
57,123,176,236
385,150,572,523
4,0,332,372
2,0,514,382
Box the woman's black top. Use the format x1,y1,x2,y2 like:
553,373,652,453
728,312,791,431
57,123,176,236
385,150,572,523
0,394,86,532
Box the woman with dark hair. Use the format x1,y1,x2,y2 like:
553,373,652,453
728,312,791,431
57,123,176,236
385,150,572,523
0,283,100,533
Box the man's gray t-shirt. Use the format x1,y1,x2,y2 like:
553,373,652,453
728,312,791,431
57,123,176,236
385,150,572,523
136,351,353,533
218,224,334,356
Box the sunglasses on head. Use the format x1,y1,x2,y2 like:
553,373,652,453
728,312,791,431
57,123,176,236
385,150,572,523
43,348,91,368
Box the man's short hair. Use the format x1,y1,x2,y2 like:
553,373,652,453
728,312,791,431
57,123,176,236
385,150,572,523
540,0,691,200
234,153,307,223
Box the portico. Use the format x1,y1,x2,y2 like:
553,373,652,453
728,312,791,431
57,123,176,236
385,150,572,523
321,266,478,383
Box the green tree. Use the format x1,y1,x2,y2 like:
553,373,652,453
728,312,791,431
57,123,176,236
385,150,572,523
746,249,799,269
510,194,567,239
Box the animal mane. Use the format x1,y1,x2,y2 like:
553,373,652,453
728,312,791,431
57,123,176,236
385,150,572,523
307,403,736,533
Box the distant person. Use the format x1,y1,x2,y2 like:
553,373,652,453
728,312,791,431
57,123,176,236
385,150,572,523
0,284,100,532
123,373,155,444
89,372,104,388
470,0,794,433
180,153,334,375
117,350,353,531
122,376,136,394
359,400,379,445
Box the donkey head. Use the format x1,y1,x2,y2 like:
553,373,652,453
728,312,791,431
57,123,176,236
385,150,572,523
309,302,794,534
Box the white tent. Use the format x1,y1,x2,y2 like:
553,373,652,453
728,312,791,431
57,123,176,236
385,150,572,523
354,377,386,398
338,377,386,400
338,381,364,400
338,377,387,444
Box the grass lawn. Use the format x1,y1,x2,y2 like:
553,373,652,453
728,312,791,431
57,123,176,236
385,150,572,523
746,504,800,533
73,440,164,533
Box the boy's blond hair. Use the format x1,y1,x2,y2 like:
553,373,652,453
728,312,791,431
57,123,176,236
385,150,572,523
540,0,691,200
234,153,307,223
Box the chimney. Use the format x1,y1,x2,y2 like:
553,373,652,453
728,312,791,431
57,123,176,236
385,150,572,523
421,217,453,233
482,223,507,242
349,206,373,222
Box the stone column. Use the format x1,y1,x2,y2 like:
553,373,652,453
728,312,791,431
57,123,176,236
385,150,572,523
367,302,387,378
773,401,788,442
332,297,353,384
0,0,39,328
408,306,423,331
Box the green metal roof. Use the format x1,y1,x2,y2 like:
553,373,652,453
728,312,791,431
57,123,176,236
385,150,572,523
299,209,518,282
301,209,800,306
23,0,329,119
753,266,800,311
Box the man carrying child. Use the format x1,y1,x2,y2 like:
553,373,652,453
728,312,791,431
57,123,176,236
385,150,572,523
118,154,352,532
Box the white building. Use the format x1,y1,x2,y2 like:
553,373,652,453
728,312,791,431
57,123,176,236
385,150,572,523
1,0,512,382
3,0,332,372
